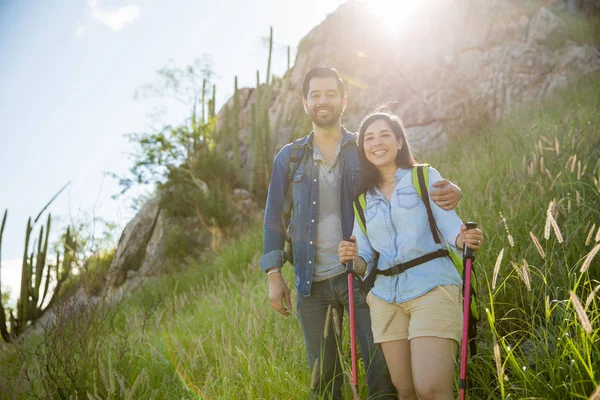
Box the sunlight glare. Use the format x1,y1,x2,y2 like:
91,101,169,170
369,0,426,36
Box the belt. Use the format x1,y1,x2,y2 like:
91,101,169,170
376,249,449,276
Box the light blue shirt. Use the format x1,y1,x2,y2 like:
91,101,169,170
354,166,463,304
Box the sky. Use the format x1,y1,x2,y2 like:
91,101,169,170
0,0,365,307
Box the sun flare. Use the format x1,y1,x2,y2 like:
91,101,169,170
369,0,427,36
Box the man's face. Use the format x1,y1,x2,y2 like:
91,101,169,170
302,77,346,128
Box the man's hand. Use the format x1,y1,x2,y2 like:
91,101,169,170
431,179,462,210
268,271,292,316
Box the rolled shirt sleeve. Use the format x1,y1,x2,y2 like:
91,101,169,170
353,217,377,278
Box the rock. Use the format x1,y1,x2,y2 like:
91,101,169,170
232,188,263,225
105,196,162,289
528,7,565,44
215,0,599,156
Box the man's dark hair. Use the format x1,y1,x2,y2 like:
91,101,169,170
302,67,346,99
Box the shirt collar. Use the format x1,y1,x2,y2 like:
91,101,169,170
305,125,356,150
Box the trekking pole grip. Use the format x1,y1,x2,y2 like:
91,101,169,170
463,222,477,259
345,236,355,274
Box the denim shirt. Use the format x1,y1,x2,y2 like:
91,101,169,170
354,166,463,304
260,127,362,296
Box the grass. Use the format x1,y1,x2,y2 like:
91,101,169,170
1,72,600,399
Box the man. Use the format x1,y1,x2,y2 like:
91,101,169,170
260,67,462,399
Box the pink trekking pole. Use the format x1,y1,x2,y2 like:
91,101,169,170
346,237,359,400
460,222,477,400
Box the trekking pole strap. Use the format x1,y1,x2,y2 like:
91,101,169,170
376,249,449,276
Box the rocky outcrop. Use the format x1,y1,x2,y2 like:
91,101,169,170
217,0,599,159
103,188,261,297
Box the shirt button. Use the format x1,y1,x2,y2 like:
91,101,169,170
310,241,313,244
311,219,315,223
314,162,317,166
309,261,312,264
313,201,316,205
307,281,310,284
313,179,317,182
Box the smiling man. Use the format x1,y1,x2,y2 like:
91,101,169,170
260,67,462,399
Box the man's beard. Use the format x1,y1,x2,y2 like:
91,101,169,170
308,105,343,128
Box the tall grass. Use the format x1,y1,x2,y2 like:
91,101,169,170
1,74,599,399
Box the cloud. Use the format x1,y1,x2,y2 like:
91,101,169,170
91,5,140,31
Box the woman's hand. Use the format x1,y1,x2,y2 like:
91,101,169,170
338,235,358,264
338,236,367,275
455,224,484,250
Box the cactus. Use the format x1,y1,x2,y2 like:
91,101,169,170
201,78,207,126
0,210,9,342
266,26,273,86
0,184,74,341
210,84,216,119
249,102,258,193
232,76,240,167
220,104,230,155
262,27,274,190
250,70,265,195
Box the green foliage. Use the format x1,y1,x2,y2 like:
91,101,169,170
113,58,216,198
58,250,115,299
159,149,243,229
1,288,9,309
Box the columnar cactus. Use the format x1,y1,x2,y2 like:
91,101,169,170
0,211,73,340
0,210,9,342
232,76,240,167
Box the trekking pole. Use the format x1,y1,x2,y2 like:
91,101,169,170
460,222,477,400
346,237,359,400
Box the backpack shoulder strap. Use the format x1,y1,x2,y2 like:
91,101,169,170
352,191,380,282
281,140,306,229
352,193,368,236
412,164,441,244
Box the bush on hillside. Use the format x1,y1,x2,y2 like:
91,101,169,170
159,149,243,229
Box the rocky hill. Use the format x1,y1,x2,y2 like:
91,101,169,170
103,0,599,297
218,0,599,166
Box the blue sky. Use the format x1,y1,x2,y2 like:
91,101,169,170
0,0,358,306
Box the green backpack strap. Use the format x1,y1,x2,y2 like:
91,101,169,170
412,164,441,244
352,192,379,285
352,193,368,236
412,164,479,355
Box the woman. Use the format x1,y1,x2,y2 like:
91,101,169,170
338,112,483,400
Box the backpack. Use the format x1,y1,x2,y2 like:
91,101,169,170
352,164,479,354
280,140,306,263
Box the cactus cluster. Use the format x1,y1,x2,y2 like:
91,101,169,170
0,208,74,341
214,26,290,199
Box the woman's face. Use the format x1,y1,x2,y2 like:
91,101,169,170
363,118,402,172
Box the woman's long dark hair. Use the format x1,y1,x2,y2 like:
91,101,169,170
357,112,415,195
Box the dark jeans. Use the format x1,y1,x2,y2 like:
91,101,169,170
297,273,396,400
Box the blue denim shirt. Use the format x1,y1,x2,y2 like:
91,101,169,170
260,127,362,296
354,166,463,304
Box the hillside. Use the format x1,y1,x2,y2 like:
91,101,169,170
1,69,599,399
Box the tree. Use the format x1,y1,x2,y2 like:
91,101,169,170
111,57,217,199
